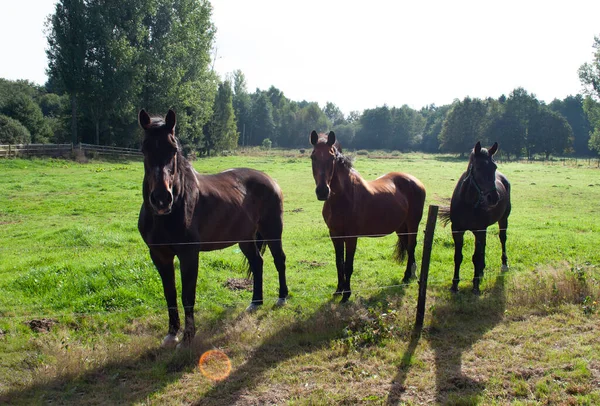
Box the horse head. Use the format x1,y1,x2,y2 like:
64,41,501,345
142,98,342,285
309,130,338,201
139,109,180,215
467,141,500,206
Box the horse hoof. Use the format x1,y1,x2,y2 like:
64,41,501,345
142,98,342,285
176,340,192,351
246,302,262,312
450,285,458,293
161,334,179,349
275,298,287,307
472,288,481,295
501,264,509,272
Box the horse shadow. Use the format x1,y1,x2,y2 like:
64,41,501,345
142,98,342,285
0,283,412,405
192,282,411,405
386,274,506,405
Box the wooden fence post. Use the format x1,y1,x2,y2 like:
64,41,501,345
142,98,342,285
416,205,438,327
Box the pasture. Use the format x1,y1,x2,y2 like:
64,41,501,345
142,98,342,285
0,152,599,405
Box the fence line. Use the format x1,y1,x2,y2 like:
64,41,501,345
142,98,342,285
0,263,564,321
0,143,141,158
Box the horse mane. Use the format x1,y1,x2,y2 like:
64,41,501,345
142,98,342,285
333,141,353,170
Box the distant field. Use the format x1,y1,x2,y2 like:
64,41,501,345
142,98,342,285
0,152,599,405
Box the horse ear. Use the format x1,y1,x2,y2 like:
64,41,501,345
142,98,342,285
488,142,498,156
139,109,151,130
327,131,336,146
474,141,482,154
165,109,176,133
310,130,319,145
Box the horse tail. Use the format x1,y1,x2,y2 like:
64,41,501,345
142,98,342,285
393,234,407,263
438,206,452,227
245,232,267,278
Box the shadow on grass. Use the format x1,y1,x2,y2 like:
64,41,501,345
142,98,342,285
0,283,412,405
0,344,196,405
193,284,411,405
386,274,506,405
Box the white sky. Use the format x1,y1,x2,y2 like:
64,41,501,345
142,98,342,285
2,1,599,115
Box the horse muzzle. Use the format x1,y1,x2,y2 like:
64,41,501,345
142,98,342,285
315,185,330,201
485,190,500,206
149,190,173,215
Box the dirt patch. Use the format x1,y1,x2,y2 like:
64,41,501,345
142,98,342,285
291,208,304,213
224,278,253,291
298,260,328,268
26,318,58,333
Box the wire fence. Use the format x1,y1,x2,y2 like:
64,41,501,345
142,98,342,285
0,220,597,322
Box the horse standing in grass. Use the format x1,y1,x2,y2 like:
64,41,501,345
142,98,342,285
138,109,288,348
439,141,511,294
309,130,426,303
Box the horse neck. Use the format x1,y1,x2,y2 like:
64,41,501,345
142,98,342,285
330,163,357,202
458,168,480,206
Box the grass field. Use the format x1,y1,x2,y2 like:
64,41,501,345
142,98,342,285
0,151,599,405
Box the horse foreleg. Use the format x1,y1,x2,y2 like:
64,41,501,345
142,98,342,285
451,230,464,292
267,239,288,306
179,251,199,347
240,241,264,311
150,249,180,348
332,237,345,296
472,230,487,294
499,217,509,272
341,238,358,303
402,228,418,282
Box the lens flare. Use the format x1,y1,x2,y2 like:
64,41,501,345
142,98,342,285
198,350,231,381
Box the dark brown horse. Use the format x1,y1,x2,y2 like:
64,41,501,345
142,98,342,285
138,109,288,348
440,141,511,294
309,130,426,302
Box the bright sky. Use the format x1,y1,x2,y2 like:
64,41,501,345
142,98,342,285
2,0,599,115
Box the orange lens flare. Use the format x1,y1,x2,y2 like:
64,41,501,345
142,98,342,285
198,350,231,381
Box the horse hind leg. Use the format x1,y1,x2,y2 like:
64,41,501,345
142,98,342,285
451,230,464,292
499,216,509,272
239,240,264,312
472,230,487,295
259,217,288,306
397,226,416,283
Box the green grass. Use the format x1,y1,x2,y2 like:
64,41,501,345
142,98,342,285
0,153,599,405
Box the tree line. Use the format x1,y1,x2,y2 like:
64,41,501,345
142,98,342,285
1,0,600,159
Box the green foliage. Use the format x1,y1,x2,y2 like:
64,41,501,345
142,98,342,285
583,96,600,155
439,97,488,155
261,138,272,150
0,93,52,143
549,95,592,156
204,80,238,155
528,108,574,159
579,35,600,100
0,114,31,144
46,0,216,150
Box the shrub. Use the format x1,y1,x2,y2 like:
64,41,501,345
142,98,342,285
356,149,368,156
261,138,272,150
0,114,31,144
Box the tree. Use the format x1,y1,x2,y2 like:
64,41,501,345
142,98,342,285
137,0,217,152
251,93,275,146
46,0,88,144
0,93,52,143
579,36,600,100
549,95,591,155
501,88,540,159
419,104,451,152
0,115,31,144
439,97,488,156
204,80,238,156
528,108,574,159
323,102,346,126
232,70,253,146
583,97,600,154
355,105,393,149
